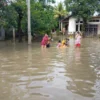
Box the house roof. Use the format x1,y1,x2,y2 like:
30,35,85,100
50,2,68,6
62,14,100,22
92,15,100,19
61,15,72,22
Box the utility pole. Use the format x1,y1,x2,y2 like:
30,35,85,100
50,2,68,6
27,0,31,44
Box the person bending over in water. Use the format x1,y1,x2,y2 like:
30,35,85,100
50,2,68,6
41,34,49,48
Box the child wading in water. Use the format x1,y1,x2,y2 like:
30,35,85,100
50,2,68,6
57,39,67,48
75,32,82,48
57,40,62,48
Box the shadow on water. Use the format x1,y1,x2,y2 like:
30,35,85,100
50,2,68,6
0,38,100,100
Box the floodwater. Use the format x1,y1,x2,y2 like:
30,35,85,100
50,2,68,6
0,38,100,100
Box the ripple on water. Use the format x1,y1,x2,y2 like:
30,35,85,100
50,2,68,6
0,39,100,100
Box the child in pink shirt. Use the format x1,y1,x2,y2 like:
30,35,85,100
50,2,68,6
57,40,62,48
75,33,81,47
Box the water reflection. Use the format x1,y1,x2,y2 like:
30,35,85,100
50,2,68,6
75,48,81,62
0,39,100,100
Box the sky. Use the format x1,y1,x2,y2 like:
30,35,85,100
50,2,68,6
50,0,64,6
56,0,64,3
55,0,64,5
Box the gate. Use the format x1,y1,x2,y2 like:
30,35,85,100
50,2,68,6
84,25,98,37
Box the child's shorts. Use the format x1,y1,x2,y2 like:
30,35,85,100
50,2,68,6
75,43,81,47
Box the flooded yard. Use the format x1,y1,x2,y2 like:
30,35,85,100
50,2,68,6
0,38,100,100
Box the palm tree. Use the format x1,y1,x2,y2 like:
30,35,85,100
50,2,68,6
54,2,68,31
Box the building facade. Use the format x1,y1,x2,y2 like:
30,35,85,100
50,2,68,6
62,16,100,36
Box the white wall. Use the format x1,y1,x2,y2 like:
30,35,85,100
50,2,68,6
68,17,76,34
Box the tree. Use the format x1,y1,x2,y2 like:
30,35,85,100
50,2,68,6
0,0,8,26
12,0,27,42
0,0,57,41
31,2,57,35
54,2,68,30
64,0,100,35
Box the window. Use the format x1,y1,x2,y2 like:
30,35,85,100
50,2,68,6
89,20,99,22
80,25,83,31
76,25,78,31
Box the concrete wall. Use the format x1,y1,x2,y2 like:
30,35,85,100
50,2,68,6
68,17,76,34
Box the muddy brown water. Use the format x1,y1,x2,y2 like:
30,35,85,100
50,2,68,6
0,38,100,100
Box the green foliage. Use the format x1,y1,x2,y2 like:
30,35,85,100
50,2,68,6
31,2,57,35
64,0,100,33
65,0,100,20
54,2,67,20
0,0,58,39
54,2,68,30
0,0,7,26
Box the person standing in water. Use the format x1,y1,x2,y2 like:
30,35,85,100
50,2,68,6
41,34,49,48
75,32,82,48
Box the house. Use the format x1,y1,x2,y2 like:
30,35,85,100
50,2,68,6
61,15,100,36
